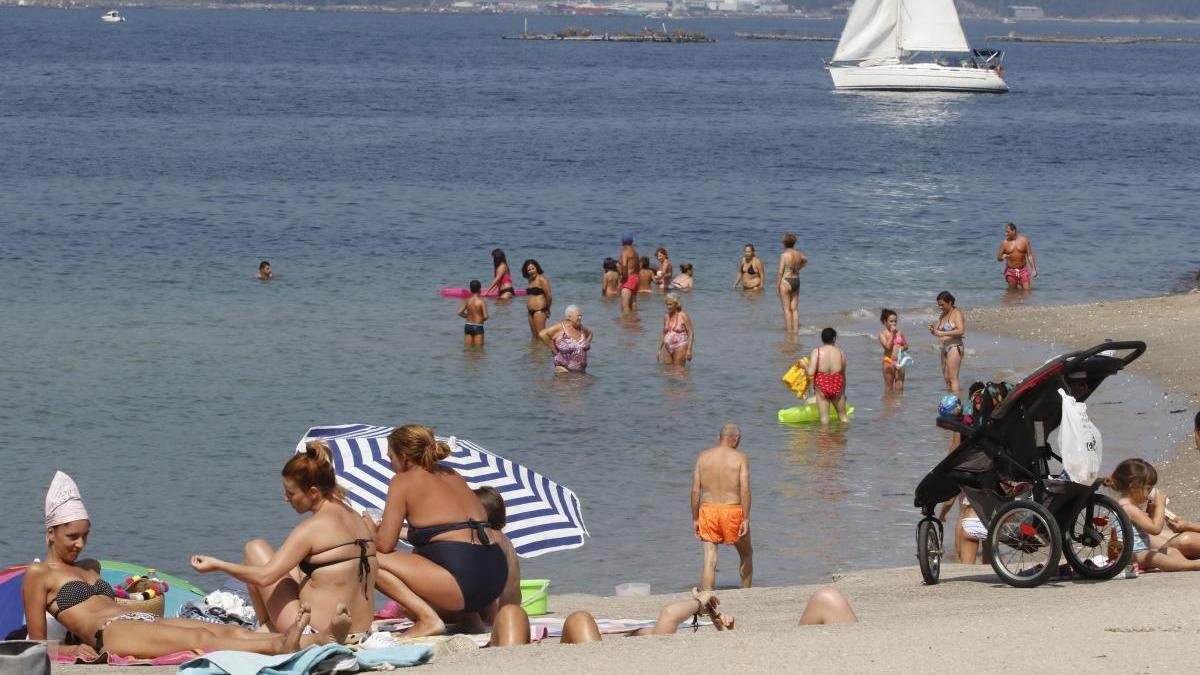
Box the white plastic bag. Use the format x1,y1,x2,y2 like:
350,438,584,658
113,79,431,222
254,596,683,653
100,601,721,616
1054,387,1102,484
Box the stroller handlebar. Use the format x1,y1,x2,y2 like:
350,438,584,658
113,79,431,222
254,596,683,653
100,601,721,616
1065,340,1146,367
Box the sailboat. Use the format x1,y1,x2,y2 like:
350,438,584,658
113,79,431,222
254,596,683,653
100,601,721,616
826,0,1007,93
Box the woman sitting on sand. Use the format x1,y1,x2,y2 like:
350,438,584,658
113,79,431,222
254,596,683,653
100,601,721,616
23,472,309,659
190,442,380,642
370,424,509,636
1108,458,1200,572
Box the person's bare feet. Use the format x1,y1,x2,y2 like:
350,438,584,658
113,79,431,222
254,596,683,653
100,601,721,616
278,605,310,653
406,611,446,638
328,604,352,644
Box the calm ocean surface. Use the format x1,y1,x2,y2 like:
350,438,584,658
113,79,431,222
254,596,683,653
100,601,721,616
1,9,1198,594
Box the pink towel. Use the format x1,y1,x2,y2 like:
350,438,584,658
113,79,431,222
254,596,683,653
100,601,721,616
56,650,199,666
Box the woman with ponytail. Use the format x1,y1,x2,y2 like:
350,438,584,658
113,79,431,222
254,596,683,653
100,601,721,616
369,424,509,636
190,441,379,642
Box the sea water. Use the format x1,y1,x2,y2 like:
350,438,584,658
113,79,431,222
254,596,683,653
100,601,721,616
0,10,1197,593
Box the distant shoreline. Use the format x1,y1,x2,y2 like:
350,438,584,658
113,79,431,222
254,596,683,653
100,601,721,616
3,2,1199,24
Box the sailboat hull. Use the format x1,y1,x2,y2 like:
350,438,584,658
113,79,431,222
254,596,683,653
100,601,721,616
829,62,1008,93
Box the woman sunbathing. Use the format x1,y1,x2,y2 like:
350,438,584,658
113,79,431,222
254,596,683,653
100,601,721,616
190,442,380,642
23,472,308,659
369,424,509,637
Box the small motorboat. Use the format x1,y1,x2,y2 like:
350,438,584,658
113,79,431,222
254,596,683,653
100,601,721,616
101,10,126,23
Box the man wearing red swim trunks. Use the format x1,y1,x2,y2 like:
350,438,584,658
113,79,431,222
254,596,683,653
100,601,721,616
997,222,1038,291
692,423,752,591
618,231,641,313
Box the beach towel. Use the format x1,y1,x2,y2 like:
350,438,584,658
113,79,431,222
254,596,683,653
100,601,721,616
54,650,197,666
368,620,548,647
529,617,708,638
298,425,588,558
179,643,432,675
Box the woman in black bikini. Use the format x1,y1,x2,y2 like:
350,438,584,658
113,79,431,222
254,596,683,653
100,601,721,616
24,472,307,659
191,442,379,642
522,259,552,338
733,244,764,291
371,425,508,634
776,233,808,333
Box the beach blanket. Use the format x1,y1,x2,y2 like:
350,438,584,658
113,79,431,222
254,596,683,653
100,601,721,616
179,643,432,674
54,650,196,666
298,425,588,558
529,617,711,637
368,620,548,647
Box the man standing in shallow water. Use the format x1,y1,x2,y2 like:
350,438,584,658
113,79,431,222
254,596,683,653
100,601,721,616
997,222,1037,290
618,231,640,313
692,423,752,590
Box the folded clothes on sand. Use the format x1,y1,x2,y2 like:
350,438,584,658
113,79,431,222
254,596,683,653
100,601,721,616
179,590,258,629
179,643,433,674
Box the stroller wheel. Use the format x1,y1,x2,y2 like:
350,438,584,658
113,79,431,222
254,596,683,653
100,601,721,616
1062,493,1134,580
987,500,1061,588
917,520,942,585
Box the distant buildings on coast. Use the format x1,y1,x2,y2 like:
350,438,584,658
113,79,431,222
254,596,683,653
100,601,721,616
446,0,807,16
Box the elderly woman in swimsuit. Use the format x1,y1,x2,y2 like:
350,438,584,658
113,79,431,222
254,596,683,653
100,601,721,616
369,425,509,637
522,259,552,338
539,304,592,373
733,244,764,291
485,249,515,300
776,233,807,333
657,292,694,367
806,327,849,424
23,472,308,660
929,290,966,395
191,442,382,643
878,308,908,392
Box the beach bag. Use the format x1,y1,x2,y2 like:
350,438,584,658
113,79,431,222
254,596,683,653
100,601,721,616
0,641,49,675
1055,388,1102,484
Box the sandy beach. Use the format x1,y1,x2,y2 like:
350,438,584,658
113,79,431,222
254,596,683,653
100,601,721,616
53,562,1200,674
45,291,1200,673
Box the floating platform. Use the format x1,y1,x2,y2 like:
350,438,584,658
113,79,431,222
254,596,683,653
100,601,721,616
986,33,1200,44
735,32,837,42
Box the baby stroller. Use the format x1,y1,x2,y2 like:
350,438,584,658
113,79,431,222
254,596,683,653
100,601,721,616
913,341,1146,588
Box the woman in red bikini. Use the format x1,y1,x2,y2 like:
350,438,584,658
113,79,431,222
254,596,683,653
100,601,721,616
484,249,515,300
806,327,850,424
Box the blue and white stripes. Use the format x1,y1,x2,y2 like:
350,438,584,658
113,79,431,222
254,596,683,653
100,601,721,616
297,425,588,558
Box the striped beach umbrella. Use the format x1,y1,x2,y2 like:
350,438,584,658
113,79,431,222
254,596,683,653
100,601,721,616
297,425,588,558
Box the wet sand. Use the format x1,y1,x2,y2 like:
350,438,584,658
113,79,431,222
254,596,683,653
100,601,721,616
972,292,1200,516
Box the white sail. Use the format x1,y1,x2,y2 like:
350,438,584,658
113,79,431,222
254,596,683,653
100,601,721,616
832,0,901,63
899,0,970,53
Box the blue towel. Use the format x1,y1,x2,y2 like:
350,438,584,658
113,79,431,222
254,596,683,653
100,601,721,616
355,646,434,668
178,643,353,675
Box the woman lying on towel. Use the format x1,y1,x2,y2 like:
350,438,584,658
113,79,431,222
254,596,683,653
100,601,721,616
367,424,510,637
190,442,384,643
23,472,308,659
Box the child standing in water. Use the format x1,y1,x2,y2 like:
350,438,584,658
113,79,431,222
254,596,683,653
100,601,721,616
877,308,908,392
458,280,488,347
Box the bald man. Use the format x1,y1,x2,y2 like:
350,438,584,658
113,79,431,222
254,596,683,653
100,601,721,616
691,423,752,590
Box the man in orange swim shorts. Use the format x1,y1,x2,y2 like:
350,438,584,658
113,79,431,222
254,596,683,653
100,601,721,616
691,423,752,590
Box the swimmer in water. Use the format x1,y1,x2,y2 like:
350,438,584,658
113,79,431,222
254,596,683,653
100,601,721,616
929,291,965,396
657,293,694,367
654,247,673,289
458,280,488,347
257,261,272,280
997,222,1037,291
732,245,764,291
638,256,655,294
539,305,592,374
618,232,640,313
878,308,907,392
601,258,620,297
523,259,552,338
777,234,807,333
670,263,694,291
485,249,514,300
